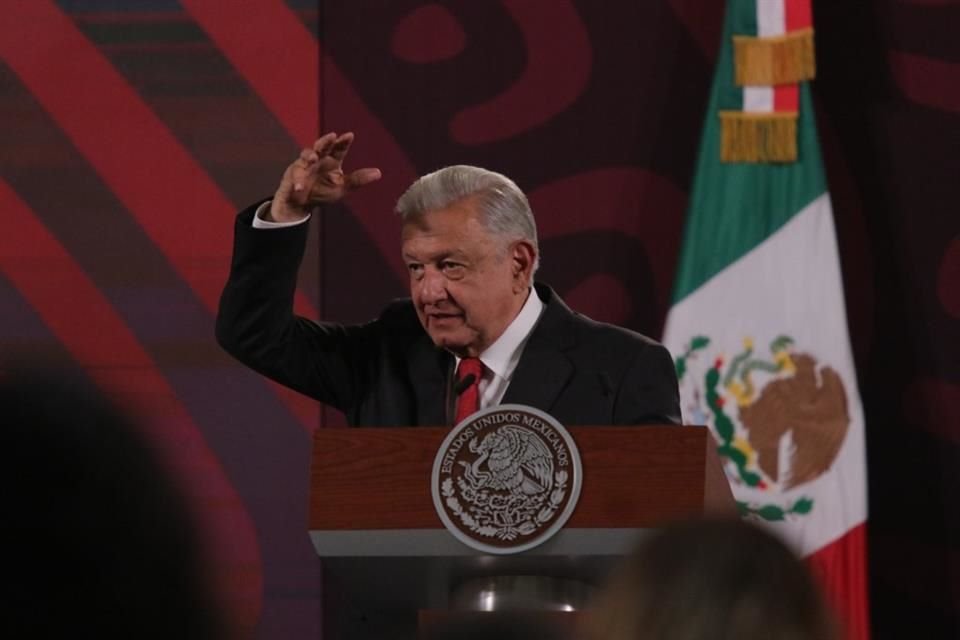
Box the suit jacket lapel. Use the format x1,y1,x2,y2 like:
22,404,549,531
501,284,575,412
406,336,452,427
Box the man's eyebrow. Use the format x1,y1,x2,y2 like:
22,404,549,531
403,249,459,262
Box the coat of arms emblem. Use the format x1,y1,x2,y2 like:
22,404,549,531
675,334,851,521
431,404,582,554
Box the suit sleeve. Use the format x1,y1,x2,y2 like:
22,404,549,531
215,203,371,410
614,340,682,425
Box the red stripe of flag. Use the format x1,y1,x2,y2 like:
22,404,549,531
785,0,813,31
0,0,318,430
807,523,871,640
0,179,263,633
772,0,809,113
774,84,799,112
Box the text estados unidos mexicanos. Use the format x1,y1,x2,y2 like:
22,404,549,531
440,412,569,474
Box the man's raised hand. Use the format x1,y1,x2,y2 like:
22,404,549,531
268,132,382,223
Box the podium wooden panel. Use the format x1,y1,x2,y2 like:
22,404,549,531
309,425,734,639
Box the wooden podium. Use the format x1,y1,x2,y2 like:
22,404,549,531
309,425,734,639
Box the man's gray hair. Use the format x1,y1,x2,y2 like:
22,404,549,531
395,165,540,275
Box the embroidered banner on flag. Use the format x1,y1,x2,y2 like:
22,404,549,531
720,0,815,162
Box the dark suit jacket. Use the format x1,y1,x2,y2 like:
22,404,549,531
216,204,681,427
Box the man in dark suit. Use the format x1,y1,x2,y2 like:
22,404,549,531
216,132,680,427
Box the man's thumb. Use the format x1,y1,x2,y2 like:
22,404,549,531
345,168,383,191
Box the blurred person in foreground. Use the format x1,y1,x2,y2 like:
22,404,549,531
585,517,838,640
0,370,230,639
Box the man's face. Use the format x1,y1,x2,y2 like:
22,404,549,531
401,199,533,357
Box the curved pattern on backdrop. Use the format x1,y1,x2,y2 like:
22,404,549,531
0,1,957,638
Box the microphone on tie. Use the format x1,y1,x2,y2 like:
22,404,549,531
454,373,477,396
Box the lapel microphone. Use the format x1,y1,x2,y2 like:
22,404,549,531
453,373,477,396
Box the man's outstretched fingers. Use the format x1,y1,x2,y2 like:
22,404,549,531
280,132,380,207
329,132,355,163
345,167,382,191
313,132,338,155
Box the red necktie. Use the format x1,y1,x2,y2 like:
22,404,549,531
454,358,483,424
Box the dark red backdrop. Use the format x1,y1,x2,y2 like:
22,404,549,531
1,1,957,638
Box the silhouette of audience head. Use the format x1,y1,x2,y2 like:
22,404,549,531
586,517,838,640
1,369,229,639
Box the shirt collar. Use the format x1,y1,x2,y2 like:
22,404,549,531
471,287,544,381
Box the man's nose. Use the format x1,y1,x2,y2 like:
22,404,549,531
418,269,447,304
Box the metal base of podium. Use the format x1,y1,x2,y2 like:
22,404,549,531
320,551,619,640
450,575,595,612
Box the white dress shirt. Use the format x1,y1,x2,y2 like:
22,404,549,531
454,287,544,409
252,200,309,228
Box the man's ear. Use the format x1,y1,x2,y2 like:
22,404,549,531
510,240,537,292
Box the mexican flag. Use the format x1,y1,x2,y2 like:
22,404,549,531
661,1,869,638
